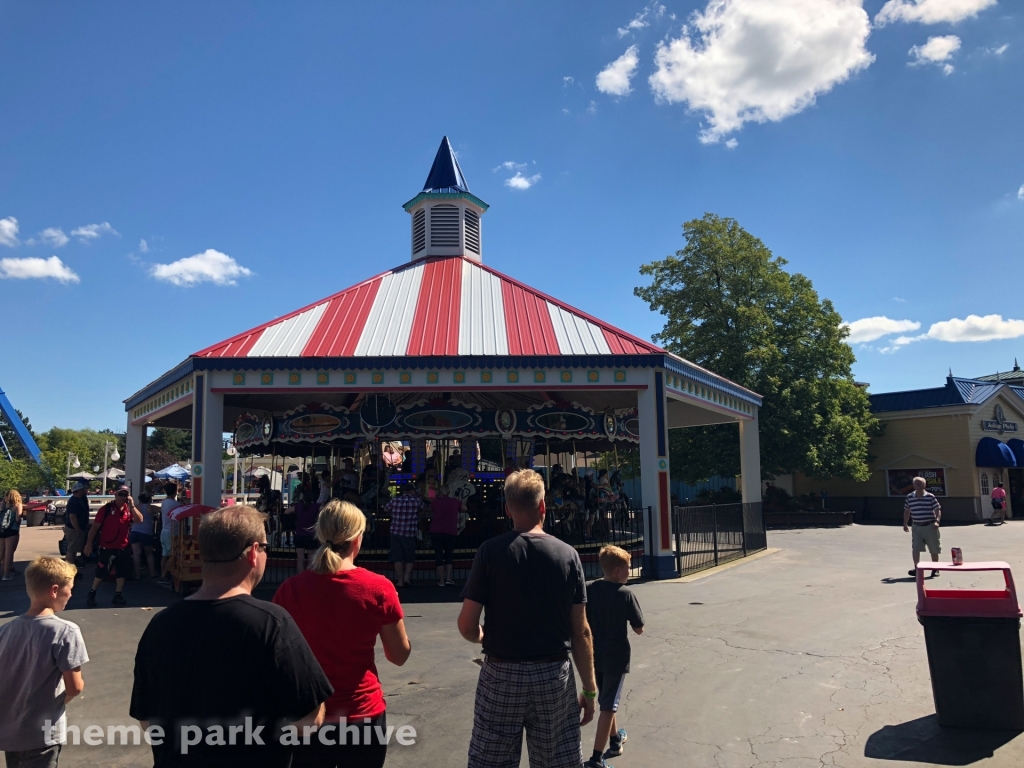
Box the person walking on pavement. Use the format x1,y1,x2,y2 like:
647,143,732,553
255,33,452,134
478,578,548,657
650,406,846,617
63,482,91,568
1,490,24,580
989,481,1007,526
273,500,411,768
83,488,143,606
904,476,941,578
458,469,597,768
158,482,182,585
130,505,333,766
385,484,423,589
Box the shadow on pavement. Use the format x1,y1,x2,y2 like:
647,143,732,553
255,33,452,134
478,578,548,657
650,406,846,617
0,576,181,616
864,715,1021,764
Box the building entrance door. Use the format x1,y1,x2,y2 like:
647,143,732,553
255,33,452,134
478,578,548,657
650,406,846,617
1007,468,1023,520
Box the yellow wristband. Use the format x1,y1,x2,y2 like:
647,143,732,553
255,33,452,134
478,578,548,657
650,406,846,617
582,689,598,699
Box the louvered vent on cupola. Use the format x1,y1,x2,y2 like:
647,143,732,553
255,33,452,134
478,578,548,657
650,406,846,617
430,205,460,247
412,208,426,254
465,208,480,254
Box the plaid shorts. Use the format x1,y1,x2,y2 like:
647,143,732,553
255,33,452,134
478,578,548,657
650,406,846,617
468,658,582,768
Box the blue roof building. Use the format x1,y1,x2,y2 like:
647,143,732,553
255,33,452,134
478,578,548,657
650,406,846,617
789,372,1024,523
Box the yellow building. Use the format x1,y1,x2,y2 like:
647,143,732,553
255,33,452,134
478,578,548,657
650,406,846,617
793,373,1024,522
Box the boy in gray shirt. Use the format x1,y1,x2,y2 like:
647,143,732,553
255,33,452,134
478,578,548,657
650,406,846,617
0,556,89,767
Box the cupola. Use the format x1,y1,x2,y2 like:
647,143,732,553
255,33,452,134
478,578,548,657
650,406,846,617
403,136,489,263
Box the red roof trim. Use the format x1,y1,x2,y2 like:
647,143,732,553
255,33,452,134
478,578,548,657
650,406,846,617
303,278,382,357
502,279,560,355
474,257,664,355
406,257,462,356
191,266,398,358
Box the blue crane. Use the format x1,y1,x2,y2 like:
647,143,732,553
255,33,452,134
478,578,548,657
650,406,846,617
0,384,42,464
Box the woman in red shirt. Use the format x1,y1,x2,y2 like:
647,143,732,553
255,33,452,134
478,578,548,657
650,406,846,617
274,500,411,768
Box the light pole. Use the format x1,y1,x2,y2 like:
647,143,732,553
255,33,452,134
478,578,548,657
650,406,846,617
101,441,121,495
226,441,239,498
65,452,80,491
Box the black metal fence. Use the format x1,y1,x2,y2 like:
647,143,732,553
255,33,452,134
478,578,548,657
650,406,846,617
671,502,766,577
261,503,648,588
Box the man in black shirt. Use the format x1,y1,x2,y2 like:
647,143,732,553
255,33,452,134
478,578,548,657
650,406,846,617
458,470,597,768
130,506,332,767
63,482,91,566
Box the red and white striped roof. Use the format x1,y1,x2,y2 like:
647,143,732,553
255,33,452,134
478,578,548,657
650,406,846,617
195,256,663,359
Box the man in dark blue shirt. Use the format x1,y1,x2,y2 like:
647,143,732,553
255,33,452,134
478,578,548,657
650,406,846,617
63,482,91,567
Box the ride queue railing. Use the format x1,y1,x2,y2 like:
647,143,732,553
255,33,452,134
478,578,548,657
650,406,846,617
260,502,648,587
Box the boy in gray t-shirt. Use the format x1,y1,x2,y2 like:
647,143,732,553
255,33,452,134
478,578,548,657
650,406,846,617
0,557,89,766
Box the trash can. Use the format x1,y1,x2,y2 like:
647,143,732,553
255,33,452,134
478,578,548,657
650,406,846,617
917,561,1024,731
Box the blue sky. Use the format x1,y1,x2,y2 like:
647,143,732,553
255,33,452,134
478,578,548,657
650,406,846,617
2,0,1022,431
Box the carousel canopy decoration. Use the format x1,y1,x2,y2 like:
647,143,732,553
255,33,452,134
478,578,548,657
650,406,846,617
233,412,273,450
233,397,641,449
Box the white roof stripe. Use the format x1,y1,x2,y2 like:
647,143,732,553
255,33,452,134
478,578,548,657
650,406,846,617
547,301,611,355
247,302,329,357
460,261,508,355
354,263,425,356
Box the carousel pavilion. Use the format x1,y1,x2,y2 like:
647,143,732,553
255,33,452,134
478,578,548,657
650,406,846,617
122,137,763,579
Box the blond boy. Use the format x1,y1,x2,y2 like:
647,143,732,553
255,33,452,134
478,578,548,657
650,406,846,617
584,546,644,767
0,557,89,768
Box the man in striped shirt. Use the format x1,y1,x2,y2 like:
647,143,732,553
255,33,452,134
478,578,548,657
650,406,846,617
903,477,941,577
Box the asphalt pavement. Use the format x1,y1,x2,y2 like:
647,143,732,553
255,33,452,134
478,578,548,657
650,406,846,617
3,522,1024,767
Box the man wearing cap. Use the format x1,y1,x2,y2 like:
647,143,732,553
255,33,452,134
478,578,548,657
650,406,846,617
84,488,143,607
63,481,91,567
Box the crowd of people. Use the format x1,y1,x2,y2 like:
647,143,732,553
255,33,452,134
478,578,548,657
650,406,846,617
0,469,646,768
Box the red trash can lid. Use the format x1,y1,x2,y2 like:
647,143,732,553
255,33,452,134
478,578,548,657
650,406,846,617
917,561,1023,618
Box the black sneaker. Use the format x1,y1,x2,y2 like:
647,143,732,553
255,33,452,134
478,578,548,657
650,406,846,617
112,592,127,606
584,760,610,768
908,569,916,577
86,590,97,608
604,729,627,758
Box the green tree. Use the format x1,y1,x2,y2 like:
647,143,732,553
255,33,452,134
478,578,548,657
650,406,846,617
148,428,192,461
634,213,880,483
0,408,35,462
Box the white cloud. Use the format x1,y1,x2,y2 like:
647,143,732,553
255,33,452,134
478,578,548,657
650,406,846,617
150,249,253,287
597,45,640,96
139,238,149,253
927,314,1024,343
494,161,527,172
1017,184,1024,201
0,216,20,247
0,255,79,283
563,76,575,85
648,0,874,144
71,222,119,242
587,100,598,114
876,0,997,26
909,35,961,73
36,227,69,247
844,316,922,343
618,7,654,37
725,138,738,149
874,313,1024,352
986,43,1009,56
504,173,542,190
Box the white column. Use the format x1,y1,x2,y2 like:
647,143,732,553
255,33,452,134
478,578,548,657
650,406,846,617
191,373,225,509
124,420,147,498
637,369,677,579
739,407,762,504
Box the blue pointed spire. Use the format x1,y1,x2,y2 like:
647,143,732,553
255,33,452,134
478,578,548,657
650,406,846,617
423,136,470,193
